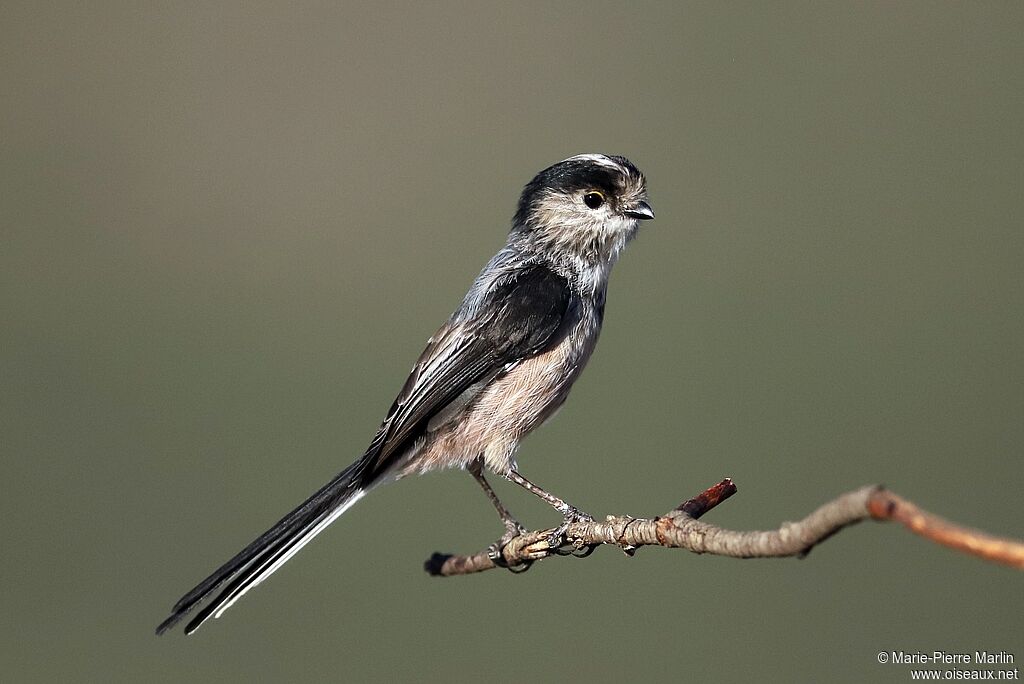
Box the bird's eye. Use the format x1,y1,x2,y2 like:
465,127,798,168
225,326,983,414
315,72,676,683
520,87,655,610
583,192,605,209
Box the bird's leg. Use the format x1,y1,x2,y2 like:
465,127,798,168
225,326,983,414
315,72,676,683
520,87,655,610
467,459,527,563
505,469,593,548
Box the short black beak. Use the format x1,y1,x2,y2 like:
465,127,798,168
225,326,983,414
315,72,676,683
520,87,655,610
625,200,655,220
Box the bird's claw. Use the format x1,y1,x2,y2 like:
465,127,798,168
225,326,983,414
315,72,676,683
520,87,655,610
501,519,528,544
487,521,533,572
487,542,534,573
545,505,594,550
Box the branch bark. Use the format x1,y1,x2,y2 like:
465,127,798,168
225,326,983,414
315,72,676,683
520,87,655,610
424,479,1024,577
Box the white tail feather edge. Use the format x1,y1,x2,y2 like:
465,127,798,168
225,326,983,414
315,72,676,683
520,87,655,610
211,489,367,620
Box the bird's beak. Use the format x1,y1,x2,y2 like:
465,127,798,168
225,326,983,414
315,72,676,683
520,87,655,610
624,200,655,220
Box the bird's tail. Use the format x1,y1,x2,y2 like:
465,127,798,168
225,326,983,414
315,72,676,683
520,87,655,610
156,456,374,635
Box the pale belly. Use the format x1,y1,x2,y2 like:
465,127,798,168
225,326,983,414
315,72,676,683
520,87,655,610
398,313,599,477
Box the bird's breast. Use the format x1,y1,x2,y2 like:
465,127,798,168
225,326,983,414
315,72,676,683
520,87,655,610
403,300,603,476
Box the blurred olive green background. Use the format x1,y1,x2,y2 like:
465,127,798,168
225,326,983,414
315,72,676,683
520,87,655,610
3,2,1021,682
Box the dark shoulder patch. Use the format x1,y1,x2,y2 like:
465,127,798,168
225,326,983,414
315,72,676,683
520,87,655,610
485,264,572,356
594,287,606,325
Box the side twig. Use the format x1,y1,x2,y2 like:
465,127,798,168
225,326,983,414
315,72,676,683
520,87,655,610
424,479,1024,577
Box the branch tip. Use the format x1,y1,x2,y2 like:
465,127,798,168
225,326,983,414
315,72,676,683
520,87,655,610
675,477,738,518
424,553,453,576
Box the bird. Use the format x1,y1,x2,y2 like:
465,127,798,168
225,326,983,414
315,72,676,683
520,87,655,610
156,153,654,635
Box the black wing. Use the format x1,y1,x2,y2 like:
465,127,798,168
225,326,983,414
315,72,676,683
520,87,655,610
157,262,571,634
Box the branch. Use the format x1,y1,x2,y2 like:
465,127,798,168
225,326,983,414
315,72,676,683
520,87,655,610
424,479,1024,577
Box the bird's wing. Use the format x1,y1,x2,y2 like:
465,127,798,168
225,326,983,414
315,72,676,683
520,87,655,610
157,261,571,634
360,261,572,478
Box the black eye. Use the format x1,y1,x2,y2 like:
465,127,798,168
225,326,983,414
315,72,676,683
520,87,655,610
583,192,605,209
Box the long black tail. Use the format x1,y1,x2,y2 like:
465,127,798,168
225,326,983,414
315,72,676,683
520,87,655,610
156,456,372,635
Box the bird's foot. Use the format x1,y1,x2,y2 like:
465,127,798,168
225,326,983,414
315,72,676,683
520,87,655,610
487,519,532,572
546,504,594,550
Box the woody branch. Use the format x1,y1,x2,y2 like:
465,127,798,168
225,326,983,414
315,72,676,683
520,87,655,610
424,479,1024,577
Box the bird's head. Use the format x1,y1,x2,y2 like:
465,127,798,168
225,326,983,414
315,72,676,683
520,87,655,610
511,154,654,282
